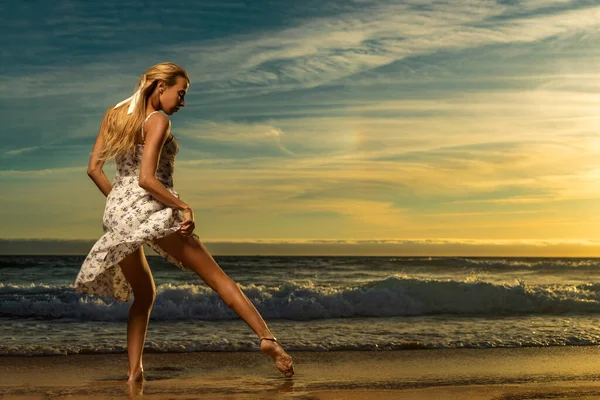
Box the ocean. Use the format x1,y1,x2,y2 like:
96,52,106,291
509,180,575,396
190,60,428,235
2,255,600,356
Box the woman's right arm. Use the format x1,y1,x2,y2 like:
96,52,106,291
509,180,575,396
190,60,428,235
87,127,112,197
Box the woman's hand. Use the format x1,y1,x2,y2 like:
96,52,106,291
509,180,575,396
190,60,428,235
179,207,195,237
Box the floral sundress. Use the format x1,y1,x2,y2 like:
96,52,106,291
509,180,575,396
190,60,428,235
72,111,199,302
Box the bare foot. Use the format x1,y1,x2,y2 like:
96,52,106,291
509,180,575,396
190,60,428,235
127,365,144,380
260,338,295,378
127,367,145,383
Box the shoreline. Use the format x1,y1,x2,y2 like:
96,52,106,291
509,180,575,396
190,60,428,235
3,346,600,399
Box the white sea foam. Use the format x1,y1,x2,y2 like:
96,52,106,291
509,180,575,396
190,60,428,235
2,275,600,321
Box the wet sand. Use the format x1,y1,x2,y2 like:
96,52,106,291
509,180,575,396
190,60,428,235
2,346,600,399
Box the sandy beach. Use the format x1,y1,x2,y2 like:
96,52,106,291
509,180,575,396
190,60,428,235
2,346,600,399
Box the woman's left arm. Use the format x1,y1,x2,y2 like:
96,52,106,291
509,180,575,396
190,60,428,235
87,130,112,197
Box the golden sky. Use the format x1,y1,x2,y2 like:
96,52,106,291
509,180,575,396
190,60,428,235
2,0,599,256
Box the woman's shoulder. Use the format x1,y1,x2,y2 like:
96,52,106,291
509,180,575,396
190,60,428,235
142,112,172,146
144,112,171,134
145,111,170,125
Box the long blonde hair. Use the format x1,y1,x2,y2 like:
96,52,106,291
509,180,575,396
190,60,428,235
98,62,190,161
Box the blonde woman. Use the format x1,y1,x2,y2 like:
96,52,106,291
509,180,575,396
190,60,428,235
73,62,294,382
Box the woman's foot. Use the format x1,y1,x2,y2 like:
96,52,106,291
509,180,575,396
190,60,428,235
127,364,143,378
260,337,295,378
127,367,145,383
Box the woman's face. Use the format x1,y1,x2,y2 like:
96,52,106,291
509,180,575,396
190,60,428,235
161,76,188,115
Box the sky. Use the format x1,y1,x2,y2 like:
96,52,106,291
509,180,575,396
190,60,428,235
1,0,600,256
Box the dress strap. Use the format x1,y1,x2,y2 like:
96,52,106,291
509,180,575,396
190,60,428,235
141,111,161,143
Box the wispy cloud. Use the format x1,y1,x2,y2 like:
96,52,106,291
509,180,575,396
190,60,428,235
0,165,87,177
171,1,600,97
179,121,295,155
2,0,600,252
4,1,598,100
3,146,42,157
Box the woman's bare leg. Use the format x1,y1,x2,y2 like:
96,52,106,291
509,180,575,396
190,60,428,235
153,232,294,377
118,246,157,382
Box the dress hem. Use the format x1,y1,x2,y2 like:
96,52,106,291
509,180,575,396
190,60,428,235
73,223,199,303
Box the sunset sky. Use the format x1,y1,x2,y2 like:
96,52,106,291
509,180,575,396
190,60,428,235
2,0,600,256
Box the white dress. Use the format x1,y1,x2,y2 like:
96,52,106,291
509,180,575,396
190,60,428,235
72,111,199,302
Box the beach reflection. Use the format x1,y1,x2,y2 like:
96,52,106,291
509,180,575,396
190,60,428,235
126,380,144,398
122,374,296,398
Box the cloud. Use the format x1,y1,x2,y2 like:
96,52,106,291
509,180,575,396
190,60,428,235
0,165,87,177
2,0,600,247
171,1,600,97
179,120,295,155
3,1,599,101
3,146,41,157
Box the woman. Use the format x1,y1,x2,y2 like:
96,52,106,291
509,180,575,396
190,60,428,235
72,62,294,382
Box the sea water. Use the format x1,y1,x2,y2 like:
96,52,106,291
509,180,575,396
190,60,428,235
2,255,600,355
